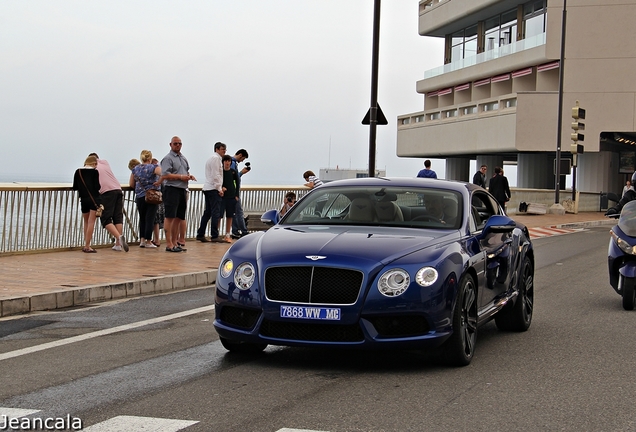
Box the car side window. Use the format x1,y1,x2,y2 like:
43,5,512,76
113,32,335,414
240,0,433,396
471,192,498,230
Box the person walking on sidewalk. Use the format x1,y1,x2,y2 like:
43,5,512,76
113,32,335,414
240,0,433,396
156,136,196,252
88,153,129,252
73,155,101,253
196,141,226,242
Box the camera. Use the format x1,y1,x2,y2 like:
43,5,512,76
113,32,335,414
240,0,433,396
245,162,251,171
287,197,293,203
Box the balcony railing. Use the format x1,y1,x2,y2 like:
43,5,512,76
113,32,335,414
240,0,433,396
0,184,308,255
424,33,546,79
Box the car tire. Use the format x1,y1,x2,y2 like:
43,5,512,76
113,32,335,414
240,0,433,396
495,256,534,332
621,275,635,311
220,337,268,354
441,274,477,367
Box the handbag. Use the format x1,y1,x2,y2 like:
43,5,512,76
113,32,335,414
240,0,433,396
79,170,104,216
145,188,163,205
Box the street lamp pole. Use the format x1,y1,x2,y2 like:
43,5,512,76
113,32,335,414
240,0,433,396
554,0,567,204
367,0,381,178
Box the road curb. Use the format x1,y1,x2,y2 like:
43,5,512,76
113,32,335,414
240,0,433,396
551,219,617,229
0,270,217,318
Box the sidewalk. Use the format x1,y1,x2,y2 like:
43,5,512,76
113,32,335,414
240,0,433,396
0,212,614,318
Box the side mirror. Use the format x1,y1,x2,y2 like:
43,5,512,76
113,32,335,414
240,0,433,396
482,215,516,234
261,209,279,226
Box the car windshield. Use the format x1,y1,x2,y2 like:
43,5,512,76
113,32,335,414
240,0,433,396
281,186,463,229
619,200,636,237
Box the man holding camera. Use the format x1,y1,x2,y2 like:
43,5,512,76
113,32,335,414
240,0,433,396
230,149,250,238
279,191,297,218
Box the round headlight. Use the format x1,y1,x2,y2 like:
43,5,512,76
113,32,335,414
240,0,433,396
220,259,233,278
378,269,410,297
415,267,438,287
234,262,256,290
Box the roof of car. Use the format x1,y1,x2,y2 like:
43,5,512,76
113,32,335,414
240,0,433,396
316,177,480,194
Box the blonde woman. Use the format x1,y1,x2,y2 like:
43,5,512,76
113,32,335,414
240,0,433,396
129,150,162,248
72,155,101,253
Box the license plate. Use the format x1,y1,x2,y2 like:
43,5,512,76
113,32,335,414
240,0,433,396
280,305,341,321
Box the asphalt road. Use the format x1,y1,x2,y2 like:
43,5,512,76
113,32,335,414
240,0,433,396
1,226,635,432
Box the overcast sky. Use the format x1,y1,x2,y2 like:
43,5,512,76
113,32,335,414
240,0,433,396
1,0,448,185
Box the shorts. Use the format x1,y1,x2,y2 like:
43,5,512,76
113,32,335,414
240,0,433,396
220,197,237,219
80,198,97,214
163,186,187,220
99,190,124,227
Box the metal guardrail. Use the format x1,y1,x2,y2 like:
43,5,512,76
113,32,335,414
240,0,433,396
0,184,308,254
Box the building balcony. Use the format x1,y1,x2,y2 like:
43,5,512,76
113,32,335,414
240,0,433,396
424,33,546,81
417,36,549,95
396,91,562,158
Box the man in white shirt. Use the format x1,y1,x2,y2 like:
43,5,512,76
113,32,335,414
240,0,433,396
196,142,226,242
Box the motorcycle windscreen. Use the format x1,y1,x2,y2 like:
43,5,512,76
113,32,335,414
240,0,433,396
618,201,636,237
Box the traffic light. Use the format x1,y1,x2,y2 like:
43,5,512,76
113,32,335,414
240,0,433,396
571,143,584,154
571,100,585,143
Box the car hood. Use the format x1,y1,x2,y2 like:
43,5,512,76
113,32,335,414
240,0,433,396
256,225,459,267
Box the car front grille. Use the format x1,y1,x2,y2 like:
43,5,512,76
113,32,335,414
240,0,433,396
366,315,430,337
219,306,261,330
265,266,363,305
260,319,364,342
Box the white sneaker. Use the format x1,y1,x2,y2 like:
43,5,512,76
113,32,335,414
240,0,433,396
112,245,123,251
144,242,157,248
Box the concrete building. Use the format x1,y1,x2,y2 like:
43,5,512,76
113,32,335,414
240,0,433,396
320,168,386,183
397,0,636,196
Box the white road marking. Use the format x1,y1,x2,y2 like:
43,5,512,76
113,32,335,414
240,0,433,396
0,407,40,417
277,429,329,432
0,305,214,362
82,415,198,431
0,409,328,432
528,227,584,239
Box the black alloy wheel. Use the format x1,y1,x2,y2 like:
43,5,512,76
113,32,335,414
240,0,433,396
442,274,478,367
495,256,534,332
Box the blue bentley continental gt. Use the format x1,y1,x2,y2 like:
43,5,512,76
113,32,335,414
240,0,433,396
213,178,534,366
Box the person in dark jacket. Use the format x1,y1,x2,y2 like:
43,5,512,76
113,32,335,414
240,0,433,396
472,164,487,188
72,155,101,253
489,166,511,212
220,154,240,243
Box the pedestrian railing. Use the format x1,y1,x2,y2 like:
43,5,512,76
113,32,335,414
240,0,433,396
0,184,307,254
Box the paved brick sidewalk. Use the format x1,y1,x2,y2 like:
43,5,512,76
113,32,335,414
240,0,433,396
0,212,613,317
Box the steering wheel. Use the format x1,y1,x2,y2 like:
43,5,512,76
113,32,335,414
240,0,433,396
411,214,441,223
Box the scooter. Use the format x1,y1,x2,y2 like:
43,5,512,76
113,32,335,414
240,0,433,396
608,200,636,310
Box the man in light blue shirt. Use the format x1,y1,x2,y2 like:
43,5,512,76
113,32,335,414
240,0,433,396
157,136,196,252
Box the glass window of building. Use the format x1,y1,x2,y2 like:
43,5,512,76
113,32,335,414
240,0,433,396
485,16,500,51
524,0,546,39
464,25,478,57
451,29,465,61
500,9,518,45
